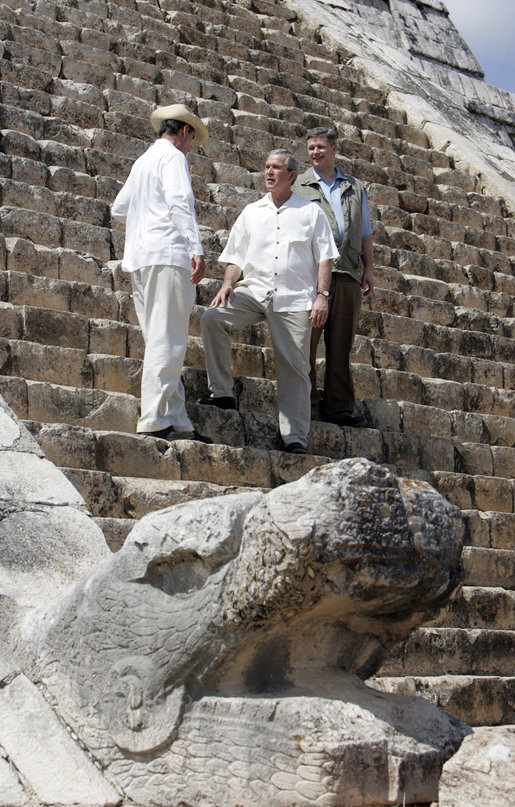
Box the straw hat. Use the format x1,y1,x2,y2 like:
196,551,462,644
149,103,209,145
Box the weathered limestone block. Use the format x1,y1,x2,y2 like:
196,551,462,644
438,726,515,806
58,247,112,287
5,238,59,278
62,467,121,519
48,165,92,197
60,55,115,89
1,205,61,247
39,138,86,171
22,306,88,349
0,103,46,141
60,219,112,262
27,380,138,433
0,301,22,339
3,39,61,73
50,94,104,128
89,318,127,356
0,177,56,215
461,547,515,589
21,459,465,807
0,754,27,807
8,270,70,311
0,398,110,641
0,664,119,806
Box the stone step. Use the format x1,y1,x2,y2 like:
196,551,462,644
194,278,515,341
25,420,329,488
1,331,513,432
3,372,513,459
376,627,514,677
193,300,515,368
425,586,514,630
460,548,515,589
5,238,513,346
374,266,513,318
17,415,514,514
0,204,112,261
3,32,504,223
3,275,514,396
2,237,113,289
387,244,513,291
66,466,261,521
366,675,514,726
461,509,514,550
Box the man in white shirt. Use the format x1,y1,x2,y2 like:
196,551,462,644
200,150,339,454
112,104,211,443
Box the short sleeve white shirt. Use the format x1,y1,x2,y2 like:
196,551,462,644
111,139,203,273
219,192,339,312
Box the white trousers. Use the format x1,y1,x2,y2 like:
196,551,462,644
131,264,196,433
201,287,312,447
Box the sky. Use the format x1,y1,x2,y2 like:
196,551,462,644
443,0,515,93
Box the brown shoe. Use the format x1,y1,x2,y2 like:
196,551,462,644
321,413,367,428
197,395,236,410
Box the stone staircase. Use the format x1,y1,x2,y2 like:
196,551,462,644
0,0,513,732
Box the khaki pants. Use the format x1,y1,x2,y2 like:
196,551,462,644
131,264,196,433
310,272,362,418
201,287,312,447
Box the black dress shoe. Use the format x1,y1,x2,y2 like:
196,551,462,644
140,426,194,440
197,395,236,410
283,441,308,455
321,413,367,428
140,426,213,443
191,429,213,444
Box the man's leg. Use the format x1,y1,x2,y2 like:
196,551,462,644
132,264,196,434
200,288,265,398
322,273,362,420
267,306,312,448
309,324,324,413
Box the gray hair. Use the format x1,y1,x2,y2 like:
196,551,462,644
268,149,300,173
305,127,338,145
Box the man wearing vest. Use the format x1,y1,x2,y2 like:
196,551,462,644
294,127,374,427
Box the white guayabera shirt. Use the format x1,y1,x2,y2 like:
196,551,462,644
219,192,339,312
111,138,203,273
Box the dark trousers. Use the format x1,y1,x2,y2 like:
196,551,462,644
310,272,362,418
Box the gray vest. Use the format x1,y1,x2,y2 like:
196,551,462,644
294,168,365,284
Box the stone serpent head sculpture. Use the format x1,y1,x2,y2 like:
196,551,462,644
23,458,462,750
21,458,465,805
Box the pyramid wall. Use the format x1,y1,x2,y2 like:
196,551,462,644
0,0,513,729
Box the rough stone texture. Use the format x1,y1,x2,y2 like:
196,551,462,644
19,458,466,806
294,0,515,212
0,0,513,800
437,725,515,806
0,397,111,642
0,654,119,806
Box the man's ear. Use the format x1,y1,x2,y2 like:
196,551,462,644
289,170,298,186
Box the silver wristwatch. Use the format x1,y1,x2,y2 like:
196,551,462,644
316,290,330,297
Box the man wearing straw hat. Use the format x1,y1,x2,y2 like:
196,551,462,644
112,104,212,443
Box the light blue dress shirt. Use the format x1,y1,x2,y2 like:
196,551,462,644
313,168,372,245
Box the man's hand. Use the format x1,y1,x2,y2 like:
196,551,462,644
310,295,329,328
210,284,233,307
362,266,374,297
191,255,206,284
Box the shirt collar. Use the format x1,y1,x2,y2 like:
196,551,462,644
312,167,346,185
258,192,298,209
